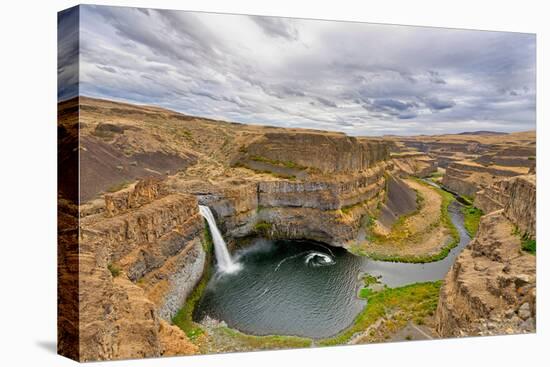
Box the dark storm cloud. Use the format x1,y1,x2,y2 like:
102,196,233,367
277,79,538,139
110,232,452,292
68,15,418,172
76,5,536,135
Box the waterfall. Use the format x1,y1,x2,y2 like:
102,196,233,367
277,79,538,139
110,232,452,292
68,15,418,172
199,205,241,274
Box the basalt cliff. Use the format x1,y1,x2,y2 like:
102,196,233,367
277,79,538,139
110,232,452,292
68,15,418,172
435,173,536,337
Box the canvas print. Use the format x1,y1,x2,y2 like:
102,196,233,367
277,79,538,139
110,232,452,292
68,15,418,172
57,5,536,362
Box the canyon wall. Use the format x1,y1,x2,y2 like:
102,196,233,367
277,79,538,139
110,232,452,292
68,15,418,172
441,162,527,198
436,174,536,337
76,179,205,361
240,132,389,174
391,152,437,178
475,175,536,238
191,131,393,247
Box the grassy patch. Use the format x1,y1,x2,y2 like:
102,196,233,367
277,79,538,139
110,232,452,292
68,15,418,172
254,221,272,235
363,180,460,263
319,281,441,346
358,273,383,299
462,205,483,237
107,263,121,277
214,327,312,350
362,274,381,287
459,195,474,206
172,226,214,341
512,227,536,255
522,237,536,254
358,288,376,298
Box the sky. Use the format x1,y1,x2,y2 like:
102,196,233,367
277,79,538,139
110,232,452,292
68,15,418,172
58,5,536,136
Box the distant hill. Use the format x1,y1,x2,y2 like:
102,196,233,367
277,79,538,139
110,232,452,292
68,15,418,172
457,131,508,136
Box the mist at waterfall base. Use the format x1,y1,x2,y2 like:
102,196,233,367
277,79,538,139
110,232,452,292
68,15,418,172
194,202,469,339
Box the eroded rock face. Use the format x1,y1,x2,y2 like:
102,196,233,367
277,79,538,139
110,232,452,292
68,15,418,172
392,152,437,178
76,179,204,361
239,132,389,174
104,177,167,217
442,162,526,198
197,163,389,246
475,175,536,238
436,211,536,337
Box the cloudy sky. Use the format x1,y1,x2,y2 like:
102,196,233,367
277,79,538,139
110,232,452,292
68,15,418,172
59,5,536,136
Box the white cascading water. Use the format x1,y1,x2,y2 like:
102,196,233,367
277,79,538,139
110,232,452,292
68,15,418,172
199,205,241,274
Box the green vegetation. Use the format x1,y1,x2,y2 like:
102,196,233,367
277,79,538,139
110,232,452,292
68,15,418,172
107,263,121,277
364,180,460,263
362,273,381,287
522,237,536,254
459,195,474,206
172,267,211,340
358,273,383,299
319,281,441,346
512,227,536,255
254,221,273,235
462,205,483,237
365,187,424,245
172,225,214,340
358,288,376,298
213,326,312,350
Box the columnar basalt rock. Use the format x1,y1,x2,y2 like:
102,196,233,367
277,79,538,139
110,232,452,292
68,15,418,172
77,179,204,361
239,131,389,174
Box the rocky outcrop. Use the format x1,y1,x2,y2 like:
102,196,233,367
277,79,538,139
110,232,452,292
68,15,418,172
195,163,389,247
391,152,437,178
236,131,389,174
436,211,536,337
377,175,417,229
76,179,204,361
475,175,536,238
104,177,167,217
442,161,527,198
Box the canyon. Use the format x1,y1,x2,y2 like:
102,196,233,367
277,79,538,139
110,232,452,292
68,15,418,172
58,97,536,361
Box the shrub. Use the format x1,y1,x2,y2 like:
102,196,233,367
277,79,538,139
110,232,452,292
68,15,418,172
107,263,121,277
254,221,272,235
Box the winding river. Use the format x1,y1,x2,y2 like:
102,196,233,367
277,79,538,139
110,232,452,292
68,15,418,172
194,198,470,339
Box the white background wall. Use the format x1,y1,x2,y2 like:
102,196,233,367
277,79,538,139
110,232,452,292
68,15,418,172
0,0,547,366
